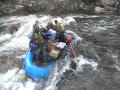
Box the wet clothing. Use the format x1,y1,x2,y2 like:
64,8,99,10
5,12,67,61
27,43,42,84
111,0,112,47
36,41,47,62
64,33,72,44
47,22,54,30
29,38,37,51
41,29,56,41
41,31,51,40
33,32,41,40
54,22,65,42
29,37,47,62
55,22,65,32
33,23,40,34
31,21,50,63
47,29,56,41
32,21,41,41
55,32,65,42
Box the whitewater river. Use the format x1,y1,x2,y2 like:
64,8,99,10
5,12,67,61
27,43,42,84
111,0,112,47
0,15,119,90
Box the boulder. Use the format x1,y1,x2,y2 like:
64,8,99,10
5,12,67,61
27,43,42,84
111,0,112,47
8,23,21,34
95,6,105,14
15,5,24,11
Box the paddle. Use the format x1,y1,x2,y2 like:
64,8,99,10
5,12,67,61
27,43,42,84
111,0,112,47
69,43,77,58
69,41,79,63
68,42,79,69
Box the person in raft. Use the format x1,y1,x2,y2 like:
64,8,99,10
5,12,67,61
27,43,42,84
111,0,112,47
54,20,65,42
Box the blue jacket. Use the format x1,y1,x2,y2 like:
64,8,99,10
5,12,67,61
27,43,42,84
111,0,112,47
29,39,37,51
41,32,51,36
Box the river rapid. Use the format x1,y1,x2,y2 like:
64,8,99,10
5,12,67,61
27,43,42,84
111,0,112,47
0,15,119,90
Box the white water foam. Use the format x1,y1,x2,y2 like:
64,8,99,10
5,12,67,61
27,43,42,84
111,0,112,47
75,55,98,71
0,54,71,90
0,34,12,43
44,56,71,90
0,15,78,90
63,16,76,25
0,68,37,90
0,15,36,51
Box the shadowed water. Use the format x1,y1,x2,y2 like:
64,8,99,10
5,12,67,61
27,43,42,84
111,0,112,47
57,16,120,90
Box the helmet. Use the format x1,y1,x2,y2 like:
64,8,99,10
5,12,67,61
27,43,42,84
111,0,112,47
55,20,58,24
35,20,39,24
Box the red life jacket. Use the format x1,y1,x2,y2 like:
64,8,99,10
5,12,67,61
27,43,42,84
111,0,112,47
65,34,72,42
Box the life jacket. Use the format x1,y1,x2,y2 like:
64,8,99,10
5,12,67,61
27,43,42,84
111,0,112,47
34,32,41,38
65,34,72,42
32,32,43,48
59,23,64,31
56,22,64,32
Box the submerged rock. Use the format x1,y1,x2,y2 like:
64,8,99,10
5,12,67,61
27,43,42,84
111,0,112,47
8,23,21,34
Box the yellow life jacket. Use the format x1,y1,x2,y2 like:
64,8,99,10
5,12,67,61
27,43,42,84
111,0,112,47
34,32,41,38
56,22,64,32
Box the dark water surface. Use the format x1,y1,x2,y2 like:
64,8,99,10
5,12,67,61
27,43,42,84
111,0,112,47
57,16,120,90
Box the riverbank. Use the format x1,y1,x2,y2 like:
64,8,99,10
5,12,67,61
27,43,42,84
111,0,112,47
0,0,119,17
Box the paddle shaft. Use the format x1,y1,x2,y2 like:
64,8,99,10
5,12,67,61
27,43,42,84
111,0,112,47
69,43,77,59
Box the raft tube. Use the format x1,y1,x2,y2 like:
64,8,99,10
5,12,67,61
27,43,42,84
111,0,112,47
23,51,53,81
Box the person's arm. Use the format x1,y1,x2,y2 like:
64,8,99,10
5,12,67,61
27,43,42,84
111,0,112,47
42,32,51,36
29,41,37,49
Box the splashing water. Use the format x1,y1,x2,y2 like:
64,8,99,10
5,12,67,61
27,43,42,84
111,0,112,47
76,55,98,72
0,68,37,90
0,15,83,90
